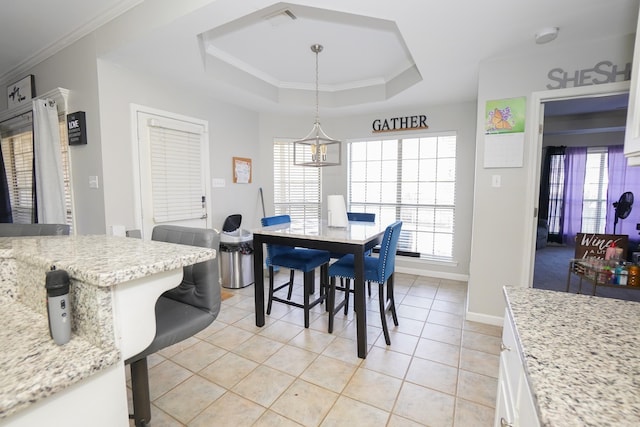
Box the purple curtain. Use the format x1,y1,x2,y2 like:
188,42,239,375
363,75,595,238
562,147,587,245
605,145,640,236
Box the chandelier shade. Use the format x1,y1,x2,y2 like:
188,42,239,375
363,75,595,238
293,44,341,167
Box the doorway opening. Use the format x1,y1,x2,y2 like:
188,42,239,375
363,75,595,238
523,81,630,292
527,82,640,302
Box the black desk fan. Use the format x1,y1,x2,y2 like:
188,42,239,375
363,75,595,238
613,191,634,234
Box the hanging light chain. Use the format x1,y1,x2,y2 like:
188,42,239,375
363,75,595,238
311,44,323,125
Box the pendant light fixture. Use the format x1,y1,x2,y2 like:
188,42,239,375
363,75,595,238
293,44,341,167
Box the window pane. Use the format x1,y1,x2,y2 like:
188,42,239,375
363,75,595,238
402,159,419,182
380,182,397,203
438,136,457,157
437,158,456,181
420,137,437,158
381,160,397,181
436,182,455,205
367,140,382,160
418,182,436,204
381,139,398,160
403,138,419,159
419,158,437,181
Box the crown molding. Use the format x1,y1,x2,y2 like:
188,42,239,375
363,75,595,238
0,0,142,85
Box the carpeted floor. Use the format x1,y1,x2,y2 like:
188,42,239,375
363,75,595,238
533,244,640,302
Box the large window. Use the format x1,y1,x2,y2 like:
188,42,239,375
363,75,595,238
581,148,608,233
273,140,321,223
545,147,609,235
348,134,456,259
0,112,74,227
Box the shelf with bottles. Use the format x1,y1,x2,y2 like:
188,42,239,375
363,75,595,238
566,257,640,295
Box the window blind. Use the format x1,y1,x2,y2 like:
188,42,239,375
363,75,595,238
148,121,204,223
348,134,456,260
273,140,321,224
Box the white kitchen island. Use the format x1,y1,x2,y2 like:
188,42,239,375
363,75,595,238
0,235,215,426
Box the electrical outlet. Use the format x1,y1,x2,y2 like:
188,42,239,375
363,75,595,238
89,176,99,189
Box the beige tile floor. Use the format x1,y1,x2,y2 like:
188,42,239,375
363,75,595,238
127,272,502,427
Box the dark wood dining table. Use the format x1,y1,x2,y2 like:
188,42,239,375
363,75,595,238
252,220,385,358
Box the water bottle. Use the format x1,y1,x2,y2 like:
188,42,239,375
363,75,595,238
45,267,71,345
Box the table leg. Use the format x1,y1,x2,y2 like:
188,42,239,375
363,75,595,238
353,250,367,358
254,238,265,327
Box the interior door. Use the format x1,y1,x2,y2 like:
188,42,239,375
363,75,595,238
135,110,210,239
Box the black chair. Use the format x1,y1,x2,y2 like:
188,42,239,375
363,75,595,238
125,225,221,427
327,221,402,344
0,223,70,236
262,215,330,328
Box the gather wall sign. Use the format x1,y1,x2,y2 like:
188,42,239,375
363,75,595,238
372,114,428,133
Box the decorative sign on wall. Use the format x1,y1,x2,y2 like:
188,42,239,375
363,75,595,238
67,111,87,145
372,115,428,133
574,233,628,259
232,157,252,184
6,75,35,110
546,60,631,90
483,97,526,168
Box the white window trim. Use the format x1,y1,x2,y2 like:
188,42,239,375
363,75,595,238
130,104,211,234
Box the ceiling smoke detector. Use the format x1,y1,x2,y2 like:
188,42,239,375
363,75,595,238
535,27,559,44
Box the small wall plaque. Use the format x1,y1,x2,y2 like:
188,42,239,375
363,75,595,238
7,75,35,110
67,111,87,145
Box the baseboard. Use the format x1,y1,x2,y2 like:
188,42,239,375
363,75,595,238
396,265,469,282
465,310,503,326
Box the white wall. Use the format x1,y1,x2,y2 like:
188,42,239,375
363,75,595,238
259,101,477,279
96,60,261,234
469,34,635,324
0,34,107,235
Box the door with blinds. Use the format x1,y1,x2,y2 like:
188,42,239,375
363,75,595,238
136,110,210,239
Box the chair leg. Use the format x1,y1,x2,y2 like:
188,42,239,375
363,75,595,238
343,278,351,315
328,276,336,333
320,263,328,306
303,270,315,328
287,269,295,300
388,274,399,327
367,281,371,297
130,358,151,427
378,282,391,345
267,266,275,315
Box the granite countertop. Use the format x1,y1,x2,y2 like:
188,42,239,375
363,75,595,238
0,296,120,419
0,234,217,420
504,286,640,426
3,234,216,287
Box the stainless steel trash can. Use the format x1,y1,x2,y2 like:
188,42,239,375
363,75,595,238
219,229,254,289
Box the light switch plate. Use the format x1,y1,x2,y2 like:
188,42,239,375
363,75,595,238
211,178,226,188
492,175,501,188
89,175,99,189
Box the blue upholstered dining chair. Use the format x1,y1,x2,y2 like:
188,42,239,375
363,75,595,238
261,215,330,328
327,221,402,345
329,212,376,299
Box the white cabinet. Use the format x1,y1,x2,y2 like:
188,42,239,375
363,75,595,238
625,5,640,165
494,309,540,427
